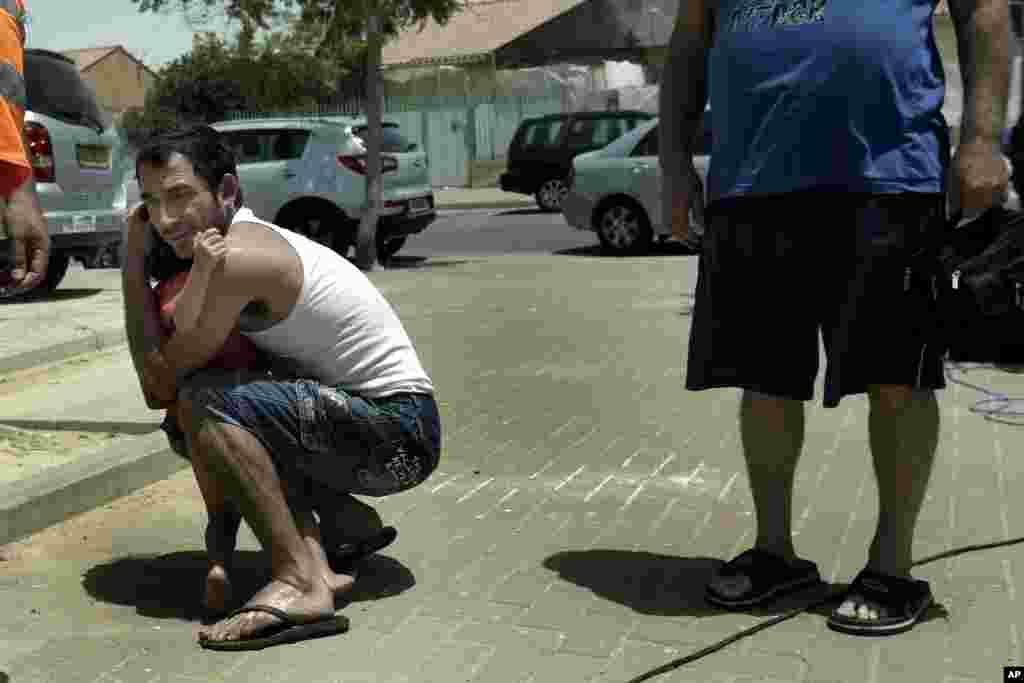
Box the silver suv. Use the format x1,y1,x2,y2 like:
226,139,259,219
214,117,435,260
22,49,126,293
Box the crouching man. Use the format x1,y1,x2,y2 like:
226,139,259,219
121,125,441,650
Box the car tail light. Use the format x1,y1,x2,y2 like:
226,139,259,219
337,154,398,175
24,122,55,183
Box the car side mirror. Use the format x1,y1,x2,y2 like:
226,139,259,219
407,143,419,152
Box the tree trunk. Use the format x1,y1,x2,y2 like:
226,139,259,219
354,8,383,271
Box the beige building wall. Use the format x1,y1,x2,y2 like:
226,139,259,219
79,51,156,114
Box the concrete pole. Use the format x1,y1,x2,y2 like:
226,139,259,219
355,4,383,270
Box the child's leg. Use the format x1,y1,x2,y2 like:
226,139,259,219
189,430,242,613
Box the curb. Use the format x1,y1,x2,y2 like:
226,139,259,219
435,201,538,211
0,431,188,546
0,329,177,547
0,326,127,375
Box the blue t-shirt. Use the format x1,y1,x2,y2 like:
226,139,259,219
707,0,949,203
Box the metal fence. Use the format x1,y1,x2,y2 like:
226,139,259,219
225,94,565,187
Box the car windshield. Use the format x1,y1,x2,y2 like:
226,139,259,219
603,118,658,157
25,49,110,133
351,124,417,153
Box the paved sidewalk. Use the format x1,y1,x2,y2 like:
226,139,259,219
434,187,536,211
0,252,1023,682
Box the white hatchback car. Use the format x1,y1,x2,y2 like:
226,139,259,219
129,117,436,260
561,116,709,255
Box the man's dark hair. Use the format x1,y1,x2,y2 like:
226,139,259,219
135,124,237,197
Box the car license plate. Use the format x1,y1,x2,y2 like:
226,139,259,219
66,215,96,233
409,197,430,213
77,145,111,170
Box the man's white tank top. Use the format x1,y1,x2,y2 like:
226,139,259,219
232,207,433,398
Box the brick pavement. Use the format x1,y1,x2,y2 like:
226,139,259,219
0,253,1023,682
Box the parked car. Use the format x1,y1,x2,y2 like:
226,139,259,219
500,110,656,212
561,115,711,255
126,117,435,261
19,49,127,296
217,117,434,260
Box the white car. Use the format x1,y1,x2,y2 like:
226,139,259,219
561,116,709,255
22,49,127,292
128,117,435,260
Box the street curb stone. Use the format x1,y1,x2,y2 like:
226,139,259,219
0,431,186,546
0,326,126,375
437,201,536,211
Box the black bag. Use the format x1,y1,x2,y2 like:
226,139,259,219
917,206,1024,364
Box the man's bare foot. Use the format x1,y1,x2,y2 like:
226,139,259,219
202,563,232,614
197,576,334,645
324,568,357,598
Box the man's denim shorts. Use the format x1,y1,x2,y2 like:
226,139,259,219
165,369,441,497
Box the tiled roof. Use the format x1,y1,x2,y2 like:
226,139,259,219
382,0,588,68
61,46,119,71
61,45,157,76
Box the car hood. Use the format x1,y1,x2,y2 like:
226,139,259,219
573,149,608,166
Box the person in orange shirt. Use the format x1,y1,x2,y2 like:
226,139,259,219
0,0,48,291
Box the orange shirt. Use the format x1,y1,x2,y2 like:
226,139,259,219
0,0,30,197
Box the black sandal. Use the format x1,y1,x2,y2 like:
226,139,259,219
706,548,821,608
827,569,933,636
326,526,397,571
199,605,350,651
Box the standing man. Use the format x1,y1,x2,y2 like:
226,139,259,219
122,126,441,650
661,0,1010,635
0,0,48,291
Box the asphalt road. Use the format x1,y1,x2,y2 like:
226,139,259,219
403,208,596,257
58,208,693,292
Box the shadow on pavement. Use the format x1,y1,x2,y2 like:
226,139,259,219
82,551,416,623
0,419,160,435
383,256,476,270
0,288,104,305
543,549,950,628
493,208,548,217
553,243,699,258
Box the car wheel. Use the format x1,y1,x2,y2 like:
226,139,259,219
377,236,406,262
535,178,569,212
279,205,348,253
596,200,653,255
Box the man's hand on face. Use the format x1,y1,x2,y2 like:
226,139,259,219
952,139,1011,218
123,203,157,263
192,229,227,275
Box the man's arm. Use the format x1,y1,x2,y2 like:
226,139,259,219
660,0,714,178
3,170,48,289
660,0,715,240
172,269,213,332
173,229,227,332
948,0,1013,215
949,0,1012,146
121,216,175,409
160,239,262,378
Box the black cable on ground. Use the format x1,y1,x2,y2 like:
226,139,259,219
623,362,1024,683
